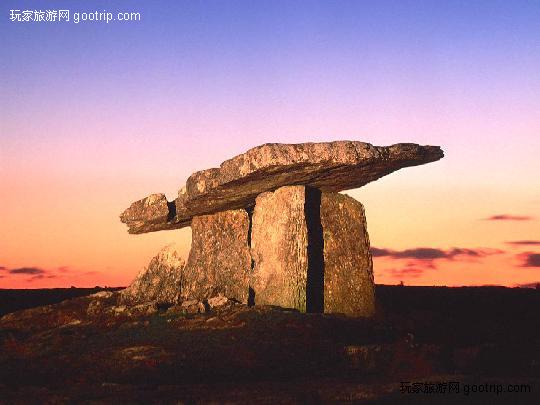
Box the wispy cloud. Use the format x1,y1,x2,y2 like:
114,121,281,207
371,248,393,257
506,240,540,246
373,246,504,279
26,274,58,282
9,267,47,275
0,265,96,285
518,253,540,267
484,214,533,221
57,266,71,273
1,265,76,281
371,247,502,261
388,267,424,279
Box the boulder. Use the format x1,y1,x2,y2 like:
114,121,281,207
120,244,184,305
121,142,443,233
207,295,232,309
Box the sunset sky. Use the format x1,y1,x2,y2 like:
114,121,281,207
1,1,539,288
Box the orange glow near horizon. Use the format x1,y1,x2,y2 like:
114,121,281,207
1,1,539,289
0,164,538,289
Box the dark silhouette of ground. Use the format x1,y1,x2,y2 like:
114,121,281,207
0,285,538,403
0,287,123,317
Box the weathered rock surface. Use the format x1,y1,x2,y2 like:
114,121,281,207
250,186,375,316
250,186,309,311
121,210,251,305
120,244,184,305
182,209,252,302
121,190,375,314
167,300,206,315
320,193,375,317
121,142,444,233
120,193,173,234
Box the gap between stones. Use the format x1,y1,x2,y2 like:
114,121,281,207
243,188,325,312
246,205,256,307
305,187,325,313
166,200,177,222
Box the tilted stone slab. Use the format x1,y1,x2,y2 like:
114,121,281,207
320,193,375,317
120,244,185,305
120,141,443,234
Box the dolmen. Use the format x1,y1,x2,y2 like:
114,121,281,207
120,141,444,317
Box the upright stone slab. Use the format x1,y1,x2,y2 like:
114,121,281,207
250,186,309,311
250,185,375,316
320,193,375,317
182,209,252,302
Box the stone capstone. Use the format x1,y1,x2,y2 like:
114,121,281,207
120,142,443,234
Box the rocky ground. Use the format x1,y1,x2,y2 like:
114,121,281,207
1,285,539,403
